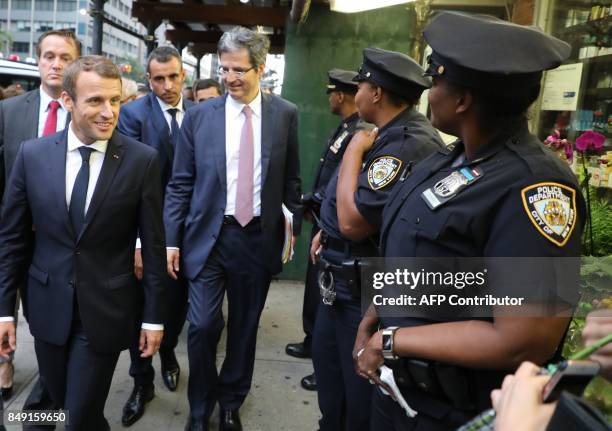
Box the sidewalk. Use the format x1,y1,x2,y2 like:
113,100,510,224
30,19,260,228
5,280,319,430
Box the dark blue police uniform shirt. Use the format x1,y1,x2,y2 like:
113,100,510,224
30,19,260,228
312,112,364,202
378,120,585,328
319,108,444,243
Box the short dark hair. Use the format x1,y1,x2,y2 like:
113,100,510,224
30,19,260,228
446,80,541,128
365,81,415,109
146,45,182,74
137,83,150,94
63,55,121,101
193,79,222,96
36,29,82,58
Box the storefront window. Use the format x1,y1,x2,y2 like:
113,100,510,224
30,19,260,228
537,1,611,189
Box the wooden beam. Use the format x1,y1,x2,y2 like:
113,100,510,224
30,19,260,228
132,2,288,27
166,29,284,49
165,31,285,54
186,42,284,55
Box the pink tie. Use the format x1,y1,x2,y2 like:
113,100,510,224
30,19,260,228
42,100,61,137
234,105,254,227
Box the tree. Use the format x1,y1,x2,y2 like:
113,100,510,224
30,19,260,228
0,29,13,57
117,55,146,83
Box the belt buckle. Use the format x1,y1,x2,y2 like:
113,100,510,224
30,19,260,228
318,269,336,305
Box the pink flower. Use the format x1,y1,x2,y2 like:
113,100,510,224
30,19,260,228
544,130,561,145
575,131,606,153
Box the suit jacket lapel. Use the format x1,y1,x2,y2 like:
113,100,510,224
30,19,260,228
25,90,41,140
148,93,173,159
78,132,124,242
213,95,227,194
260,93,276,186
51,130,73,237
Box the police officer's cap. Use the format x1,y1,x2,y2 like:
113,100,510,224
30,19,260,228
326,69,359,94
423,12,571,96
353,47,431,100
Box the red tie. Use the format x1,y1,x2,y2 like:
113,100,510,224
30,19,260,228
42,101,61,137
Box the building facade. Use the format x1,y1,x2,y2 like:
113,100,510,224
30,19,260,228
0,0,146,65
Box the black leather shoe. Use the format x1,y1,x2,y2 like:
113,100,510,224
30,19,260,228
219,409,242,431
161,351,180,391
121,384,154,427
300,373,317,391
185,416,208,431
285,342,311,359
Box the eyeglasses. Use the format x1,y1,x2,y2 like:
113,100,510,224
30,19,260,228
218,66,255,78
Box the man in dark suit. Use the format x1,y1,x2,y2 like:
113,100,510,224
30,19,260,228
165,27,302,431
0,29,81,415
0,56,166,431
117,45,194,427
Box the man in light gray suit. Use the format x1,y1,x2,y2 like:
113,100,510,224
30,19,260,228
0,28,81,423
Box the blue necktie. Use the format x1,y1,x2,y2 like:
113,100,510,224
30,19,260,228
69,146,95,234
168,108,179,147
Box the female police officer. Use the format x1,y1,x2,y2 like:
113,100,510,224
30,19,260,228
311,47,443,431
355,12,587,431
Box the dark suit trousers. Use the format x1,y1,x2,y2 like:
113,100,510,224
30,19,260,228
187,221,271,420
128,274,188,386
301,224,321,349
34,321,120,431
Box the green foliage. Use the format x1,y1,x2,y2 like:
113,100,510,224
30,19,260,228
562,257,612,418
0,30,12,55
117,55,146,84
586,196,612,257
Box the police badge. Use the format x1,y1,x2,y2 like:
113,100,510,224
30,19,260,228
521,182,577,247
330,130,349,154
367,156,402,190
422,167,483,210
434,171,468,197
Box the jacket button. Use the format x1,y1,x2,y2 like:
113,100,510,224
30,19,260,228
75,250,80,255
414,217,420,224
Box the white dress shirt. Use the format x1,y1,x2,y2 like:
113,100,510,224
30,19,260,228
225,90,262,217
37,87,68,138
0,125,162,331
65,125,107,211
135,96,185,251
156,95,185,130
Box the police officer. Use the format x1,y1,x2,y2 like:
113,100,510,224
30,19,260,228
285,69,369,391
311,48,444,431
354,12,587,430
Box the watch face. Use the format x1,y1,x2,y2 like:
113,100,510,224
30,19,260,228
383,333,392,352
382,331,393,353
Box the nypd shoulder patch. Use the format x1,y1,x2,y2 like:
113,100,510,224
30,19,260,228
367,156,402,190
521,182,577,247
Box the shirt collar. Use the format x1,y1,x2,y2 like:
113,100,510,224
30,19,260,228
67,123,108,154
156,94,185,114
39,87,66,112
226,89,262,120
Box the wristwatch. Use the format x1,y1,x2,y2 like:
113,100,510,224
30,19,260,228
381,326,399,361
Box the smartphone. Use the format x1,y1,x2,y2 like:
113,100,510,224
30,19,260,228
542,360,601,402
